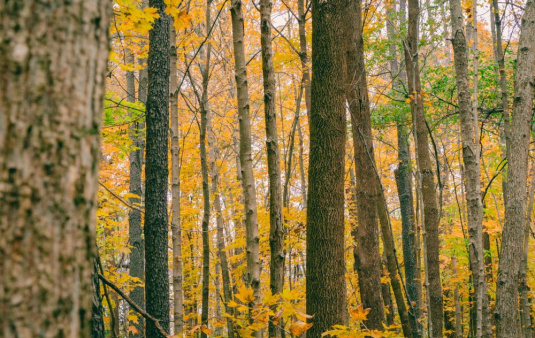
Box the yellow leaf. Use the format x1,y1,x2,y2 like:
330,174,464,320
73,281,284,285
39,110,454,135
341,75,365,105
201,325,213,335
235,285,255,304
289,321,313,336
349,304,370,322
227,300,239,307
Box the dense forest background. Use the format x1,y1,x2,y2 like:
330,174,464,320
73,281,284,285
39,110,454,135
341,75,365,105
2,0,535,336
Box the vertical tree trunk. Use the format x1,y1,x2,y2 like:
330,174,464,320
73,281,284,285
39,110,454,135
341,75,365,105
210,139,236,337
229,0,261,316
127,47,146,338
297,0,311,117
199,3,213,334
404,0,444,334
0,1,110,336
495,1,535,335
170,18,183,336
344,0,384,330
92,261,107,338
144,0,170,336
448,0,491,335
306,0,348,334
259,0,284,336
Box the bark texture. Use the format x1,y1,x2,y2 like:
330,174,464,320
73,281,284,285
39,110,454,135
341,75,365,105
144,0,170,336
404,0,444,334
495,0,535,335
306,0,348,335
229,0,261,310
344,0,384,330
170,18,183,336
449,1,491,335
259,0,284,336
0,1,110,336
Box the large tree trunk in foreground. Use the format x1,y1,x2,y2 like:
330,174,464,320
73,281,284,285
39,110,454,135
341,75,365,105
306,0,348,335
404,0,444,334
229,0,261,319
449,1,491,335
0,1,110,336
259,0,284,336
343,0,384,330
495,1,535,335
144,0,171,336
170,18,183,336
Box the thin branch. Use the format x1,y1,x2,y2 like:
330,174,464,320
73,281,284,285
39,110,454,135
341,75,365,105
99,182,144,214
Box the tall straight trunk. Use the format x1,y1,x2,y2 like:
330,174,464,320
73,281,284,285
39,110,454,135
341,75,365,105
448,1,491,335
306,0,348,334
343,0,384,330
259,0,284,336
92,261,106,338
229,0,261,310
297,121,307,209
0,1,110,335
170,18,183,336
127,48,146,337
144,0,170,336
199,3,213,336
495,1,535,335
404,0,444,334
210,139,236,337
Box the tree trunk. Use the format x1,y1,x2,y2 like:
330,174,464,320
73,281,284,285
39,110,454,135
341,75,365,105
229,0,261,318
448,1,491,335
144,0,170,336
495,0,535,335
404,0,444,334
0,1,110,336
344,0,385,330
297,0,311,119
306,0,348,334
169,17,183,337
259,0,284,335
127,46,146,338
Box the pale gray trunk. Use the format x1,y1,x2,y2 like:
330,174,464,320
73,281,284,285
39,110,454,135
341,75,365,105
229,0,261,318
495,0,535,335
169,18,184,336
0,1,110,336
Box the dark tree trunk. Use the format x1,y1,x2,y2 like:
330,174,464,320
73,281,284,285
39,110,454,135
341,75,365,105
144,0,170,336
306,0,348,334
0,1,110,336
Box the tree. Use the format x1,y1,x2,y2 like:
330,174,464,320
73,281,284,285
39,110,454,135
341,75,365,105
449,0,491,335
0,0,110,336
306,0,348,335
495,0,535,335
144,0,171,336
403,0,444,334
259,0,285,336
229,0,261,322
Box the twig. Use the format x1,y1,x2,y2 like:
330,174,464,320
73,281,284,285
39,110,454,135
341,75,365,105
98,273,170,337
99,182,144,214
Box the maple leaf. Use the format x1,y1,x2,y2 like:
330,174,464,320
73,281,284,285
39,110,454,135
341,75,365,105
289,321,313,336
349,304,370,322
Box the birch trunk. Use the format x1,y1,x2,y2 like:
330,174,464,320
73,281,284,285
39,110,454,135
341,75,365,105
0,1,110,336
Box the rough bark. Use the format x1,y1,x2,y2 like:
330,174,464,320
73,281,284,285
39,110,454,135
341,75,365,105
306,0,348,334
92,260,106,338
448,1,491,335
0,1,110,336
297,0,311,117
170,18,183,336
259,0,284,336
144,0,170,336
495,0,535,335
403,0,444,334
344,0,384,330
229,0,261,313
